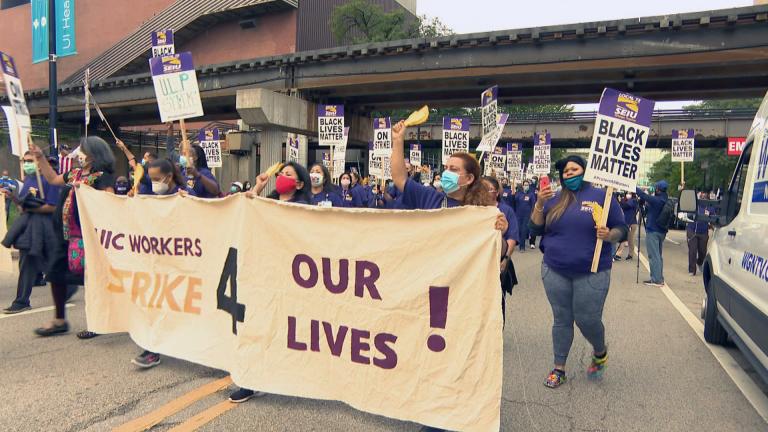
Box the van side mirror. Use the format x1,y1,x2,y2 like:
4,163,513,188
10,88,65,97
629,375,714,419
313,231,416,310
678,189,697,213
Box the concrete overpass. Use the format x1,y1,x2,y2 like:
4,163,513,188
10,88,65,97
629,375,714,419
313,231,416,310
402,109,756,149
19,4,768,129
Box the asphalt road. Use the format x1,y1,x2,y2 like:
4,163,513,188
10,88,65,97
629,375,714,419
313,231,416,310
1,228,766,432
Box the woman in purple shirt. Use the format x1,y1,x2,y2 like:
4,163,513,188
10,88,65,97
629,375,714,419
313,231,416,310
530,155,627,389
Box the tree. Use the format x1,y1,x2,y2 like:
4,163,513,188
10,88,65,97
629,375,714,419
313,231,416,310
648,149,738,197
330,0,453,45
683,99,762,110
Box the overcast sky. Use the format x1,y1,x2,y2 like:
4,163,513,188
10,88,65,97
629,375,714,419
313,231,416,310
416,0,754,109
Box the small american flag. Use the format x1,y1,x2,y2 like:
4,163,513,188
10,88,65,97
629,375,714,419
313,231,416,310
58,147,79,175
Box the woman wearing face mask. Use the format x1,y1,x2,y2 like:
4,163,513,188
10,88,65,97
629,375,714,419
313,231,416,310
339,172,364,208
391,120,507,432
28,137,116,337
248,162,311,204
482,176,520,323
229,182,244,195
529,155,627,389
185,145,221,198
131,158,193,368
114,177,130,196
309,163,343,207
231,161,311,402
514,180,537,251
430,172,442,191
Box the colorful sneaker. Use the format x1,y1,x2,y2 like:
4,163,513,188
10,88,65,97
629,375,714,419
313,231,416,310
131,351,161,369
587,352,608,379
544,369,567,388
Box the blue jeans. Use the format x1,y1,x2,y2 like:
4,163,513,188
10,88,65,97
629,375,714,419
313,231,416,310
646,231,665,283
542,263,610,366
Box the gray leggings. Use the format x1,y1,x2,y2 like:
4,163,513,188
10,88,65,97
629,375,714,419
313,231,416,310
542,263,610,366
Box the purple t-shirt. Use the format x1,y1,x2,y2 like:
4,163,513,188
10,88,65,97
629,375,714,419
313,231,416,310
401,178,460,209
187,168,219,198
498,202,520,243
20,176,60,206
540,184,626,275
311,190,344,207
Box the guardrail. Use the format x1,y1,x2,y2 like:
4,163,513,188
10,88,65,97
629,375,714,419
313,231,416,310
419,108,758,123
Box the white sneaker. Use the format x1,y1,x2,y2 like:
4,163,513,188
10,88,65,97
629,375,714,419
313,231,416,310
530,245,535,250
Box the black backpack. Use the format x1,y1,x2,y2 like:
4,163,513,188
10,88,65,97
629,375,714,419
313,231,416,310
655,198,676,230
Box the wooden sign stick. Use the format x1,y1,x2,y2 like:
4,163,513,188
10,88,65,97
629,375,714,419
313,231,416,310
590,186,614,273
681,161,685,184
17,127,24,181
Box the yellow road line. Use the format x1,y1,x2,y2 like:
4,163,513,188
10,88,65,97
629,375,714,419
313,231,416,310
167,400,238,432
112,376,232,432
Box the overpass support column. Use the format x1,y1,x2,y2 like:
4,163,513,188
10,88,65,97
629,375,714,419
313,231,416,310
259,128,284,193
237,88,372,172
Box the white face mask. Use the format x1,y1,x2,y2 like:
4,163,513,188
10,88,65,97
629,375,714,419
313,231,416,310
433,180,441,188
151,181,169,195
310,173,324,187
341,179,351,187
77,153,88,167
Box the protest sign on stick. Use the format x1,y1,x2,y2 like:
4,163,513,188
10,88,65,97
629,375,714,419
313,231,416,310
2,52,40,187
480,86,498,145
532,132,551,175
149,52,203,165
151,30,175,57
287,134,300,164
410,144,422,167
198,129,223,168
506,143,522,189
671,129,695,183
584,88,655,272
442,117,470,165
319,105,345,148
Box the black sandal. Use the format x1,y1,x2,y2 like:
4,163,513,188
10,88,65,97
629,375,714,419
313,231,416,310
76,330,99,339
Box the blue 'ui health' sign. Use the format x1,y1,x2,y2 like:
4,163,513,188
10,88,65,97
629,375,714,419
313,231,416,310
32,0,77,64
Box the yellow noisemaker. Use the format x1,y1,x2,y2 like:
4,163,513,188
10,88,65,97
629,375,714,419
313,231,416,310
403,105,429,127
588,202,604,226
132,164,144,195
265,162,284,177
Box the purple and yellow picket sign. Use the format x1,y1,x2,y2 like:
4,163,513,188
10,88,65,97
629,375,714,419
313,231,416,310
532,132,551,175
318,105,345,148
151,29,175,57
584,88,656,272
441,117,470,166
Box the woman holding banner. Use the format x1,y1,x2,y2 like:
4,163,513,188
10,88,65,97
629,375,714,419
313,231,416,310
231,161,312,402
28,137,116,337
529,155,627,388
309,163,343,207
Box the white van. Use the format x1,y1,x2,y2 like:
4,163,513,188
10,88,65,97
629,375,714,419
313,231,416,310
680,91,768,385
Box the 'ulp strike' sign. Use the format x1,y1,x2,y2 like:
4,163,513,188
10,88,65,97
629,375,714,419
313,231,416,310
318,105,345,147
671,129,695,162
149,52,204,123
584,88,655,191
442,117,470,165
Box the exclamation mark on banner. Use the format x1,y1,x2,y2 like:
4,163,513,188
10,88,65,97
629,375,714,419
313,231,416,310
427,286,449,352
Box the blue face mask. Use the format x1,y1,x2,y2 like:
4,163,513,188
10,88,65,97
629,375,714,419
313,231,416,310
179,156,188,169
563,174,583,191
440,170,460,194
